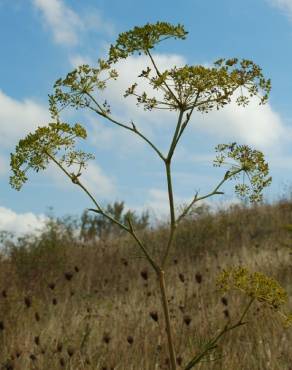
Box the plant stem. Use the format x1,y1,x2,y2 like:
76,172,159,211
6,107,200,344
183,297,255,369
161,160,176,269
46,152,160,273
85,92,166,161
158,269,177,370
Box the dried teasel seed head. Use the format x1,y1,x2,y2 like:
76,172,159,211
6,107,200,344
176,356,183,365
179,305,185,312
59,358,65,367
195,273,202,284
102,332,111,344
64,272,74,281
34,336,40,346
140,269,148,280
2,361,14,370
57,342,63,352
29,354,37,361
24,296,32,308
179,273,185,283
221,297,228,306
183,315,192,326
149,311,158,322
121,258,128,266
67,346,74,357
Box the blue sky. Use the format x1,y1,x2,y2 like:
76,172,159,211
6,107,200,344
1,0,292,234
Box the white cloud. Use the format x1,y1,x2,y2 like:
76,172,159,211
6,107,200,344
268,0,292,20
105,53,186,124
81,162,116,199
69,54,94,68
0,90,49,149
33,0,82,45
0,206,47,235
88,53,187,151
32,0,114,46
140,188,192,221
45,161,116,199
87,54,286,152
191,93,285,150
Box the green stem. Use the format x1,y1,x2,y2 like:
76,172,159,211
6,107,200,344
147,49,180,107
158,270,177,370
184,297,255,370
167,110,184,162
85,92,166,161
161,160,176,269
46,152,160,273
177,168,242,224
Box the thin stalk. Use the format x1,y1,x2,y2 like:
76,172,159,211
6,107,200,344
160,110,185,268
161,160,176,268
167,110,184,162
85,92,166,161
177,168,243,224
46,152,160,273
184,297,255,370
147,50,180,107
158,270,177,370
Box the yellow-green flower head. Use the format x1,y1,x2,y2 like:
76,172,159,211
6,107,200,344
213,143,272,202
216,266,288,309
108,22,188,63
10,122,94,190
282,313,292,328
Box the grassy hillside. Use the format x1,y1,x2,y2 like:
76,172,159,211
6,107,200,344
0,201,291,369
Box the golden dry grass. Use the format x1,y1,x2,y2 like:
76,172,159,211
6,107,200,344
0,201,292,369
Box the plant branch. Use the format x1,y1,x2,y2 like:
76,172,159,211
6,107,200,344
173,93,200,150
177,169,242,224
85,92,166,161
159,270,177,370
46,152,160,273
167,110,184,162
184,297,255,370
147,49,181,107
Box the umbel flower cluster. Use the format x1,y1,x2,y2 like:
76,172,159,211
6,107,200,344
213,143,272,202
46,22,271,119
216,266,292,327
10,122,94,190
9,21,272,205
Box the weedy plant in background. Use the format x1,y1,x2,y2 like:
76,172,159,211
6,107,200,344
10,22,292,369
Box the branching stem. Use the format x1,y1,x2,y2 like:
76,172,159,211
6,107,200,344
184,297,255,370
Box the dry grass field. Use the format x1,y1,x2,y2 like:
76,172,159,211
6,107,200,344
0,200,292,369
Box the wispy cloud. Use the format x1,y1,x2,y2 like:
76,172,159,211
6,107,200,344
32,0,114,46
191,92,285,151
45,161,116,200
0,90,49,149
86,53,286,152
267,0,292,20
0,206,47,234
